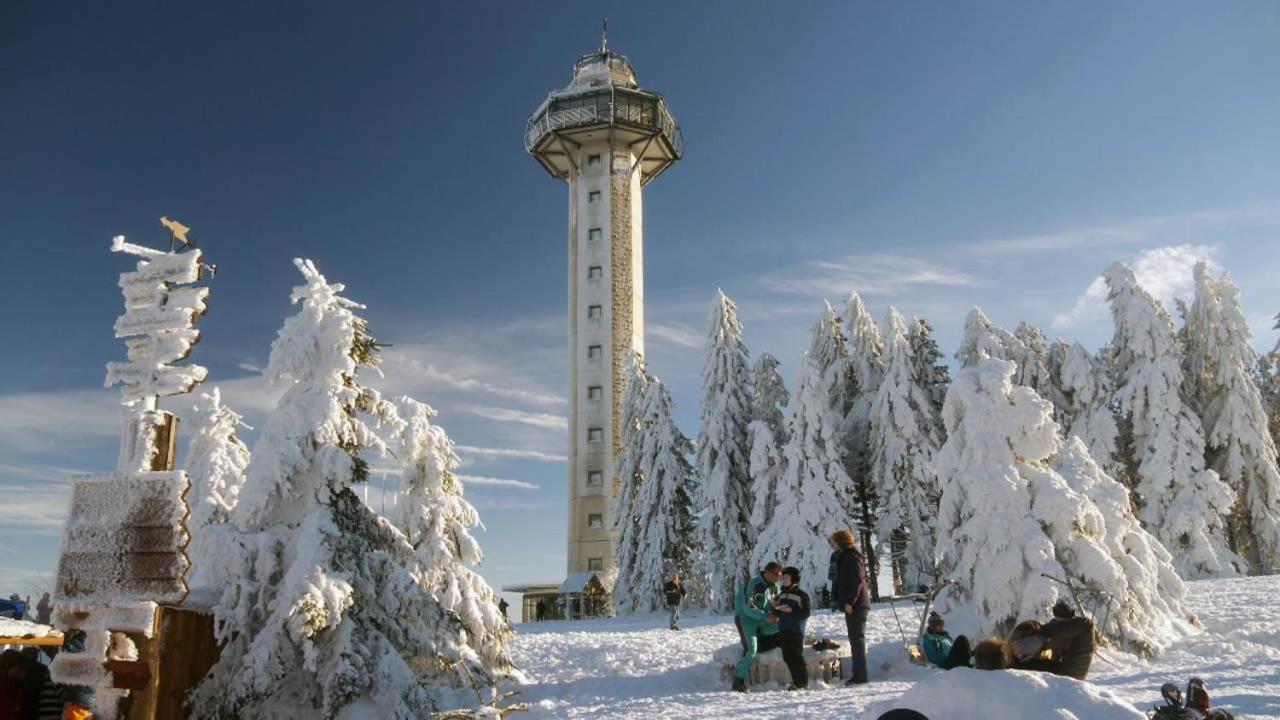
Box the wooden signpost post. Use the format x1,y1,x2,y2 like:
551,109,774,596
50,221,213,720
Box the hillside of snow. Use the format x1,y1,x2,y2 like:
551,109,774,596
508,575,1280,719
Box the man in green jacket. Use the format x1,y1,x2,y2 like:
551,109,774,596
732,561,783,692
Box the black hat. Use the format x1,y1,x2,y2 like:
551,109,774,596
782,566,801,583
1052,600,1075,619
927,611,944,628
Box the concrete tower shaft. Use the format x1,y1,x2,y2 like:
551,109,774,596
525,40,682,575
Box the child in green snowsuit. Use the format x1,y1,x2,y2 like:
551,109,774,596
732,562,783,691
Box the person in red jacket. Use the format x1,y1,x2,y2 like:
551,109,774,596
830,530,871,685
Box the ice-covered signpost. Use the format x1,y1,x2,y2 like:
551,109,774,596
51,220,210,720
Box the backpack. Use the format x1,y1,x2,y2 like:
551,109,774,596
1148,680,1235,720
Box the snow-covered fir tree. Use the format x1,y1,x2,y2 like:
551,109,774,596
958,310,1067,421
611,354,652,612
747,352,789,536
753,304,854,596
692,291,755,611
869,308,944,593
1014,321,1070,419
746,419,784,538
1104,262,1242,578
1260,321,1280,454
840,291,884,595
612,369,697,614
390,396,514,678
907,316,949,442
936,358,1188,650
1057,342,1123,480
182,387,250,592
193,260,499,719
1182,264,1280,573
1052,437,1192,655
751,352,789,442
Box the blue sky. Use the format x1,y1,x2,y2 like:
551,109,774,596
1,2,1278,613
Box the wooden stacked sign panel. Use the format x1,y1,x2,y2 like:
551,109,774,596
51,226,209,720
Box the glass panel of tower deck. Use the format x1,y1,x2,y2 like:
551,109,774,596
524,37,683,587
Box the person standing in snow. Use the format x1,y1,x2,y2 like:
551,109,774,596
922,612,972,670
663,572,687,631
498,598,509,622
35,593,52,625
772,566,812,690
535,599,546,622
732,562,783,692
830,530,871,685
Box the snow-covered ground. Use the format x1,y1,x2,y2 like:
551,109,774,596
508,576,1280,719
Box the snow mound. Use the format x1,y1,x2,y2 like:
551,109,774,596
0,617,57,639
866,668,1144,720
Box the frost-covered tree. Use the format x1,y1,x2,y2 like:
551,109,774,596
870,308,944,593
957,310,1067,420
692,291,755,611
194,260,497,719
908,316,949,442
612,355,652,609
1182,264,1280,572
751,352,789,443
1104,262,1242,578
612,371,697,614
936,358,1187,650
747,353,788,537
746,420,784,538
182,388,250,592
1058,342,1123,480
840,291,885,594
753,304,854,596
1052,437,1192,655
390,397,513,677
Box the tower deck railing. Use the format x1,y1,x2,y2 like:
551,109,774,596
524,89,683,159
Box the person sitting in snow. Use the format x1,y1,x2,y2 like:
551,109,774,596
972,638,1007,670
663,572,687,631
731,561,782,693
1005,602,1096,681
921,612,972,670
771,566,812,690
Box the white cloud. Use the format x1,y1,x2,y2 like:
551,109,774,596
763,253,979,298
457,475,540,490
974,206,1280,255
454,445,566,463
648,322,702,349
467,406,567,430
1052,244,1221,330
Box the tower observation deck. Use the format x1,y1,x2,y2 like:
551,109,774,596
526,34,682,577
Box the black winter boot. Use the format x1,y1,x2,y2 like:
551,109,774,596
731,678,748,693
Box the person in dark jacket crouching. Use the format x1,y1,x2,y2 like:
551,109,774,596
830,529,872,685
1006,602,1097,681
772,566,812,690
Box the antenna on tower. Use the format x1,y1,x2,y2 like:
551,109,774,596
601,18,609,54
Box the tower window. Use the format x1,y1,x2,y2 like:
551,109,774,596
588,427,603,443
588,228,602,242
588,345,602,361
588,265,603,281
587,557,603,571
587,470,603,486
588,513,604,529
588,305,602,320
587,154,601,167
588,386,603,401
588,190,601,203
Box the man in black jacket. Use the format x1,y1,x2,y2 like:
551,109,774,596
830,530,871,685
772,566,812,690
663,572,687,630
